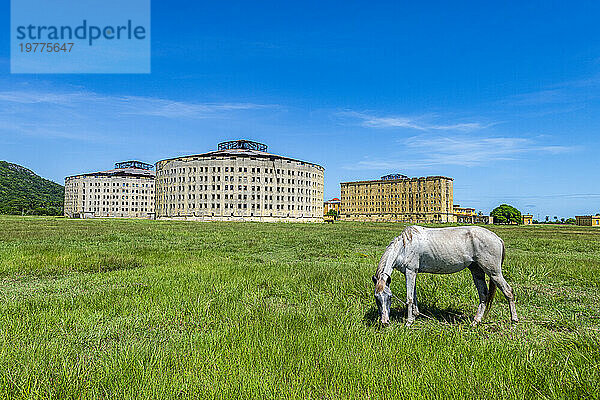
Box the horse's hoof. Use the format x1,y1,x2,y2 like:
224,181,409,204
405,320,414,327
511,318,519,324
471,320,480,327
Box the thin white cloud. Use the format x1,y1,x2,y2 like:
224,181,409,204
118,96,272,118
338,111,488,131
506,75,600,107
0,88,276,142
345,135,575,170
6,123,107,142
0,90,93,105
509,89,569,106
0,89,275,118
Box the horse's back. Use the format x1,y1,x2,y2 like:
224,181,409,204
410,225,501,246
405,225,504,273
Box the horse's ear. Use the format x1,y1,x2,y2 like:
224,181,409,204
372,275,377,285
386,275,391,286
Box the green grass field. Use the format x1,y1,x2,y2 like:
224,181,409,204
0,216,599,399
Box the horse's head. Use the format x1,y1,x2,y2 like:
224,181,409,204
372,274,392,325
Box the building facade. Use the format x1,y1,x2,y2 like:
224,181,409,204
575,215,600,226
323,198,341,216
454,204,493,224
340,174,454,223
453,204,476,223
522,214,533,225
64,161,155,219
155,140,324,222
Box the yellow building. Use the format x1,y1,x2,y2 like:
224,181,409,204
340,174,454,223
576,215,600,226
453,204,493,224
323,198,341,216
522,214,533,225
452,205,490,224
454,204,476,223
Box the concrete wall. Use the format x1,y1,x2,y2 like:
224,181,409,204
155,155,324,221
64,174,155,219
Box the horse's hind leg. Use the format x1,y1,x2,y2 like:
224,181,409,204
469,263,488,325
412,281,420,317
489,273,518,323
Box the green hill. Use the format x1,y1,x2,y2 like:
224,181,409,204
0,161,64,215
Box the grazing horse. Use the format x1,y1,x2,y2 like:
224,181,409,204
372,225,518,326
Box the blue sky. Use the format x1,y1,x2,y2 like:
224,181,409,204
1,1,599,219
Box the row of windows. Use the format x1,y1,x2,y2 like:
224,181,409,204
346,200,448,205
343,213,450,218
82,195,153,201
81,189,154,194
160,184,318,194
159,165,320,178
344,208,448,213
93,182,152,187
86,201,151,206
160,194,312,203
162,203,315,211
160,175,319,186
69,180,153,188
162,203,312,211
346,202,449,207
346,192,449,198
85,207,152,213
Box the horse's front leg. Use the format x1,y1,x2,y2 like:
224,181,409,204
405,269,417,326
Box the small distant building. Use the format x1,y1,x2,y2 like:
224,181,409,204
323,198,341,216
522,214,533,225
64,161,156,219
454,205,476,223
454,205,492,224
575,215,600,227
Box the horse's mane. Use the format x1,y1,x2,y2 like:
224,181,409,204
375,225,420,281
399,225,419,247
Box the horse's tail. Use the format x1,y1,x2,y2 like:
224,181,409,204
483,240,503,320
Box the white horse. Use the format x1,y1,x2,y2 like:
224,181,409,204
372,225,518,326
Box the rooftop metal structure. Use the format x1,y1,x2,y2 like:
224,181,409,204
381,173,408,181
218,140,268,152
115,161,154,170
